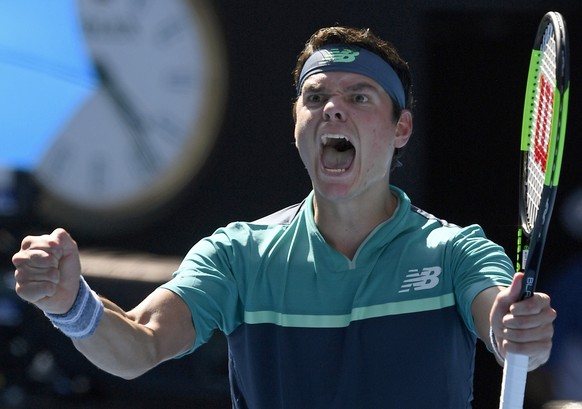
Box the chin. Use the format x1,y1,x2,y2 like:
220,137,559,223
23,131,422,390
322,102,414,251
314,183,358,202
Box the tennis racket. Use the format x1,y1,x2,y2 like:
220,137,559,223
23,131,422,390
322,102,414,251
499,11,570,409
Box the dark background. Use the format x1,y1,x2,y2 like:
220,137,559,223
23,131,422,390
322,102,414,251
1,1,581,408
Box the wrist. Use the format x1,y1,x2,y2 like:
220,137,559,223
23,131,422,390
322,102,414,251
489,326,505,365
45,276,104,339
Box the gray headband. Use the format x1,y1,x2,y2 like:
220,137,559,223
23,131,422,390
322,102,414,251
297,44,406,109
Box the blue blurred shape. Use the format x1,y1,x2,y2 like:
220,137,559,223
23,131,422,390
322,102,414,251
0,0,97,170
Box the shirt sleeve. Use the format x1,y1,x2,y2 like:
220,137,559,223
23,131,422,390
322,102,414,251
160,226,245,353
448,224,514,336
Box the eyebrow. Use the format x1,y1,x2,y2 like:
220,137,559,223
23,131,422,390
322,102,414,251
302,80,382,94
345,82,381,93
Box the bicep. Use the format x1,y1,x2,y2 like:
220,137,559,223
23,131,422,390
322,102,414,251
128,288,196,361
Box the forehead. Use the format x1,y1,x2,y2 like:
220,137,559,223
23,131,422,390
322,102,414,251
302,71,386,93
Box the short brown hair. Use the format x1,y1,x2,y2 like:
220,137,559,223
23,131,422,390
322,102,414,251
293,26,414,116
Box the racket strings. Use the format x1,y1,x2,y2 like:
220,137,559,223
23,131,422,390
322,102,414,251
525,23,557,231
525,159,544,230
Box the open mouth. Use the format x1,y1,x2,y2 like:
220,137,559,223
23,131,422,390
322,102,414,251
320,134,355,173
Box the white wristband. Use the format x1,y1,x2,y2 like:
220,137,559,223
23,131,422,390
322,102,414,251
45,276,104,339
489,326,505,364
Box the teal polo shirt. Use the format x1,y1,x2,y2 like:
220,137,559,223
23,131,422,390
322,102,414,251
162,186,513,408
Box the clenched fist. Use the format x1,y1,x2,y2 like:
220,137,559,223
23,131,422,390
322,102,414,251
12,228,82,315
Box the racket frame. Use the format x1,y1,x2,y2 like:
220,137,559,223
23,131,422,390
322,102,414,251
500,11,569,409
516,10,569,300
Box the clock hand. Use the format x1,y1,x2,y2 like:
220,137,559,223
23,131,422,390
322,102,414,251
94,60,159,174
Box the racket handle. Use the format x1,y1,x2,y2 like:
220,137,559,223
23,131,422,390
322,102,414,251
499,352,529,409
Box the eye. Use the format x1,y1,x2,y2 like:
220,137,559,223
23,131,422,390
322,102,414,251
305,93,325,105
353,94,369,103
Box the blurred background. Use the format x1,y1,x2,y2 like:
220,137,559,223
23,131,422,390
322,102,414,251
0,0,580,408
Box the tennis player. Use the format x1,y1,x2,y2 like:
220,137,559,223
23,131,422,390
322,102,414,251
12,26,555,408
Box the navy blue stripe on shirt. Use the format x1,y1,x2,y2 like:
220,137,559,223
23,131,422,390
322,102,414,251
227,305,475,409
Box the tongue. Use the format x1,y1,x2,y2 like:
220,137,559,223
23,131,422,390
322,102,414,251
322,145,355,170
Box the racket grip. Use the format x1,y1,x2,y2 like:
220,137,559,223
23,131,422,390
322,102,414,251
499,352,529,409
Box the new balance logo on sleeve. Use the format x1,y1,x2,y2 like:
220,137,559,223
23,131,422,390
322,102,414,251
398,267,442,293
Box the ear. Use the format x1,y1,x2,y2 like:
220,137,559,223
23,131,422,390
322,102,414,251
394,110,413,149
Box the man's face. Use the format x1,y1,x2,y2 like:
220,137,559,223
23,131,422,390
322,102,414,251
294,71,411,202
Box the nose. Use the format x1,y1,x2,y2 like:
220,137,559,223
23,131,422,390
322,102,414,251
322,97,346,121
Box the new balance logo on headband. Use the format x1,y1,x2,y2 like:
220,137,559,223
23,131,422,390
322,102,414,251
398,267,442,293
297,44,406,108
319,48,360,64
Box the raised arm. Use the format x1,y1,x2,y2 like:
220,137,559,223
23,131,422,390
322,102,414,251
12,228,195,379
472,273,556,371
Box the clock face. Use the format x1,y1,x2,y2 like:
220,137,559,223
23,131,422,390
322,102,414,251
34,0,226,233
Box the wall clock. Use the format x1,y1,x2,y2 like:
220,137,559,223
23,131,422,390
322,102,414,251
34,0,227,235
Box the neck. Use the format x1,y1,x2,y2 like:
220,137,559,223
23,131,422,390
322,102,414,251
313,188,398,259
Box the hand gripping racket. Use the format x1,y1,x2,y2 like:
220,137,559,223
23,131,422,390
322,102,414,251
499,11,570,409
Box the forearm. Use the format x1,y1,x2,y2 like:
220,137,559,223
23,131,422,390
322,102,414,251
72,299,162,380
473,286,504,352
12,228,195,379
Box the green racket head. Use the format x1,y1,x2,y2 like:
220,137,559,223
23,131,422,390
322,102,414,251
519,11,569,237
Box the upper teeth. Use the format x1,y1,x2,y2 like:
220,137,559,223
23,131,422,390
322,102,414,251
321,134,350,144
